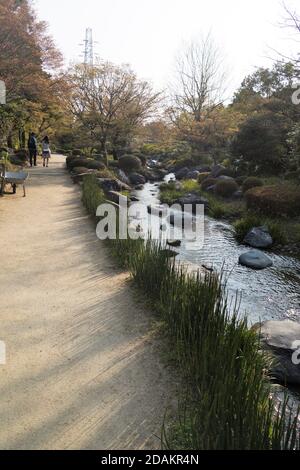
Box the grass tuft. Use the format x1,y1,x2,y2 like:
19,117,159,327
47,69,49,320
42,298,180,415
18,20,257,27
234,213,287,245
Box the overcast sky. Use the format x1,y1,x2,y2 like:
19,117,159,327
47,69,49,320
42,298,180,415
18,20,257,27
34,0,299,98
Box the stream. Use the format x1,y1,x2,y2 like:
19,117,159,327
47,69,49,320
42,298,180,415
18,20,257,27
131,178,300,326
130,175,300,412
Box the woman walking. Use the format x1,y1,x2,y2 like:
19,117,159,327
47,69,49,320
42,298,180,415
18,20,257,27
42,136,51,167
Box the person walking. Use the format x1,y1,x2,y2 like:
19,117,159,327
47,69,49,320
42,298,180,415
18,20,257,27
42,136,51,167
28,132,38,167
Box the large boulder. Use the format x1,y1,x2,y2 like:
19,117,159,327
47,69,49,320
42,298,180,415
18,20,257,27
116,169,131,186
129,173,146,185
196,166,211,173
232,190,243,199
253,320,300,385
176,193,209,210
239,249,273,270
144,169,168,182
97,178,131,193
210,164,226,178
175,167,189,180
244,226,273,249
186,170,200,180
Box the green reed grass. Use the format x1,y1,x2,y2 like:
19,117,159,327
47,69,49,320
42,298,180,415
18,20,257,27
82,174,300,450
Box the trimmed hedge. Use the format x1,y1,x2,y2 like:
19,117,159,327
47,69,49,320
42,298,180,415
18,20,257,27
13,149,28,161
72,149,82,156
118,155,142,172
246,185,300,217
86,160,106,170
68,158,91,170
66,155,77,168
201,178,218,191
214,179,239,198
242,177,263,193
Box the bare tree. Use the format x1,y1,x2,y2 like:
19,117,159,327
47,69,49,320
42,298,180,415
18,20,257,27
274,2,300,71
169,34,227,124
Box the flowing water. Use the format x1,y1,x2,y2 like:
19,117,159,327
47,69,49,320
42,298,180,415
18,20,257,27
131,177,300,406
131,179,300,326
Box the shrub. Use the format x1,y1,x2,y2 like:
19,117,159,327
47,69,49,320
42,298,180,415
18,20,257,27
109,160,120,169
82,174,106,215
201,178,218,191
246,185,300,217
66,155,77,168
56,148,66,155
285,170,300,181
198,172,210,183
182,179,200,192
92,154,105,161
118,155,142,172
242,177,263,193
173,157,194,170
214,179,239,198
68,158,91,170
13,149,27,161
95,168,115,179
234,214,287,245
9,156,25,166
72,149,82,156
160,182,184,205
86,160,106,170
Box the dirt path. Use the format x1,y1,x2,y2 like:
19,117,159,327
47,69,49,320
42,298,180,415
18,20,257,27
0,155,172,450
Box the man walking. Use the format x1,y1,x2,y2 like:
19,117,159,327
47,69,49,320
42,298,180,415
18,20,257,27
28,132,38,167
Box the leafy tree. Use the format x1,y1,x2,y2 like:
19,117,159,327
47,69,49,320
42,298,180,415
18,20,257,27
0,0,67,147
231,111,291,173
68,63,160,160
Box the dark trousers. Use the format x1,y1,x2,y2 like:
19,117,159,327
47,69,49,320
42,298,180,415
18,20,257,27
29,148,37,166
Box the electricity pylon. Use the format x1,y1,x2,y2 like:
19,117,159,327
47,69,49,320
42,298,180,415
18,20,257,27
83,28,94,66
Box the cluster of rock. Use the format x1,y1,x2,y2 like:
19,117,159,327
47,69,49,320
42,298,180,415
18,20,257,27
67,152,169,195
239,226,274,270
253,320,300,385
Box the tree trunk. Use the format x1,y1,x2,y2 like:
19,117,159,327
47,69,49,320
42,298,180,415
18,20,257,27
7,133,13,149
100,137,108,167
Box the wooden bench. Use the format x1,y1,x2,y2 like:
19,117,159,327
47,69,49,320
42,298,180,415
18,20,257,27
0,164,29,197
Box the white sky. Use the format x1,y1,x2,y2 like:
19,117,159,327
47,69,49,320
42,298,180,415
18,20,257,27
34,0,299,98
